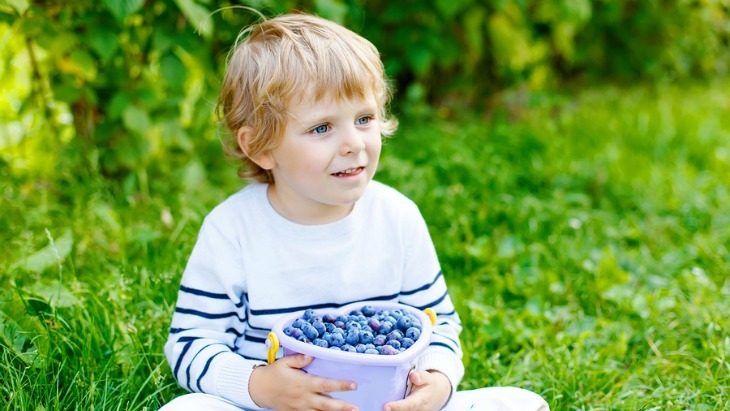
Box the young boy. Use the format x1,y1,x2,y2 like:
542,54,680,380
161,13,549,411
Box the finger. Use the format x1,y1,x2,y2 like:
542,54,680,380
309,394,359,411
383,395,417,411
280,353,314,369
408,370,427,387
310,375,358,394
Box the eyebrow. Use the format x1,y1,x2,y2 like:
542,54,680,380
290,103,377,128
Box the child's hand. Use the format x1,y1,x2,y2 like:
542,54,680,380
382,370,451,411
249,354,359,411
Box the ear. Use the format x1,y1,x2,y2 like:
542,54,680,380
237,127,275,170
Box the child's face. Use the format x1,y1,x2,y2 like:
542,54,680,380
262,92,382,224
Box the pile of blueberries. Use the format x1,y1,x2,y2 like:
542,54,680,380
283,305,424,355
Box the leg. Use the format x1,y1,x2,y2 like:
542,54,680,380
159,393,260,411
443,387,550,411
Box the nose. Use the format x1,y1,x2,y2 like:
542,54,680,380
340,127,366,156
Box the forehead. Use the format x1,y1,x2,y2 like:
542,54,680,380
288,89,376,113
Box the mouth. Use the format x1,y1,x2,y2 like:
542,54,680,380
331,167,364,177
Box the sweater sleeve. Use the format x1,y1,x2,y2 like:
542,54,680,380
397,204,465,397
164,214,266,410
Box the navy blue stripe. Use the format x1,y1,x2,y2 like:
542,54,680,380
197,350,226,391
249,293,398,316
185,343,218,391
413,291,448,310
432,331,460,347
225,327,245,337
176,307,245,321
437,318,461,327
401,271,442,296
429,341,457,353
180,285,229,299
245,322,271,332
170,327,189,334
244,334,267,343
178,336,200,343
242,353,266,361
174,340,195,380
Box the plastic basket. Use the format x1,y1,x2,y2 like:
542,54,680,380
267,302,435,410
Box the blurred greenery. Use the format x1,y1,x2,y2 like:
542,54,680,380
1,0,729,410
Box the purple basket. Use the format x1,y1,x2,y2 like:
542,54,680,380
269,302,433,410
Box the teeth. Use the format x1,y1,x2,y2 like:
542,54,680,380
336,168,358,175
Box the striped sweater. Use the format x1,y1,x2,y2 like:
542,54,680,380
164,181,464,409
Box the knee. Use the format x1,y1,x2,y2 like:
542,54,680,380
159,393,240,411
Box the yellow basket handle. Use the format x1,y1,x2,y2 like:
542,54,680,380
266,332,279,364
424,308,437,326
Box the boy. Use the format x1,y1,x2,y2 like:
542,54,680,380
161,13,549,411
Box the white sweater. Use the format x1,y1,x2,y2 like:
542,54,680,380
165,181,464,409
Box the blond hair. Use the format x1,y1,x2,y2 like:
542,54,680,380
217,13,398,183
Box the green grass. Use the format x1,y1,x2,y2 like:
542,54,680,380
2,80,729,410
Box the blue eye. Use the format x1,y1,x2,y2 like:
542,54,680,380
312,124,330,134
356,116,372,125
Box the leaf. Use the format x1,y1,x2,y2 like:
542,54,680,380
2,0,29,15
160,53,186,92
14,229,73,273
28,280,81,308
86,26,120,63
0,311,29,360
57,49,97,81
173,0,213,39
434,0,470,19
102,0,144,22
314,0,348,24
122,105,151,135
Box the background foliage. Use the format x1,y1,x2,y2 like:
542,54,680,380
1,0,729,409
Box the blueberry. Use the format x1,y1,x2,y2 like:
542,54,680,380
359,330,374,344
311,320,326,336
380,345,399,355
386,330,404,342
386,339,401,349
372,335,387,347
367,318,381,331
405,327,421,340
288,305,424,356
396,316,413,331
361,305,376,316
303,309,317,320
345,330,360,345
301,323,319,340
329,332,345,347
379,320,394,335
289,328,303,339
